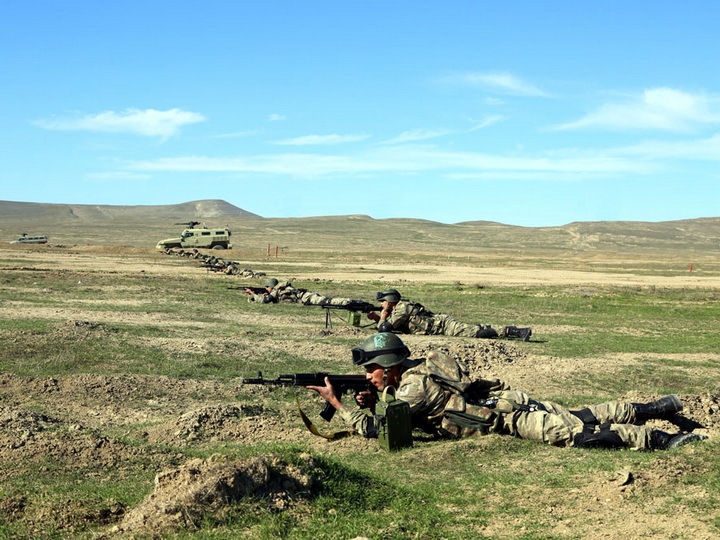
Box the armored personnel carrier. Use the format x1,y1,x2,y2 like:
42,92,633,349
155,221,232,250
11,233,48,244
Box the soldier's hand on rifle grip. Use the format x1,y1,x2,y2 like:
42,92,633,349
354,390,376,410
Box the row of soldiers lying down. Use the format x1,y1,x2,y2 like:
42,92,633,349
241,282,709,452
163,248,267,277
243,278,532,341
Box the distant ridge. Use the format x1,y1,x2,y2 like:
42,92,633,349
1,198,718,255
0,199,260,221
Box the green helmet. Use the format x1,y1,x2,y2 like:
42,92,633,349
376,288,401,303
264,278,279,288
352,333,410,368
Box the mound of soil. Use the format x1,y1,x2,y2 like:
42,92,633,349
144,404,271,446
109,454,315,536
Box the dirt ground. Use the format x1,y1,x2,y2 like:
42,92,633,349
5,245,720,287
1,245,718,538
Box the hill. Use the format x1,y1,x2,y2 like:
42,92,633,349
0,199,718,258
0,199,259,221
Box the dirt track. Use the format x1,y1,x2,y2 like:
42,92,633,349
5,246,719,287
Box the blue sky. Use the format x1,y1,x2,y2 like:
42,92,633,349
2,1,720,226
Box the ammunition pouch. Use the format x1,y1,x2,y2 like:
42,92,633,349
441,393,500,438
376,387,413,451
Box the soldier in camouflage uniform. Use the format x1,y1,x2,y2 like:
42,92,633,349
306,333,708,451
368,289,532,341
244,278,357,307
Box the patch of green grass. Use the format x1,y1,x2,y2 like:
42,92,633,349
164,449,456,540
2,258,719,538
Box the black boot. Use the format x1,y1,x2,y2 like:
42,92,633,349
633,395,683,421
503,326,532,342
650,430,708,450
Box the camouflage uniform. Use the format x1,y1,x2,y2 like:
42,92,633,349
336,351,655,450
247,281,355,306
377,300,490,338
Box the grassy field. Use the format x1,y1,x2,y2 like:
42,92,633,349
0,234,719,537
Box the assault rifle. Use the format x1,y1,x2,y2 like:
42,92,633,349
242,371,375,421
228,286,267,294
319,300,382,313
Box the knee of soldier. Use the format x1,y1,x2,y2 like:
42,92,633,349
500,390,531,405
572,426,625,449
476,326,498,338
545,424,574,446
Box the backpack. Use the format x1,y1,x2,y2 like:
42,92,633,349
418,351,508,438
405,302,437,334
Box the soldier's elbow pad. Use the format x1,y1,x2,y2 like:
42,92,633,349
378,321,393,332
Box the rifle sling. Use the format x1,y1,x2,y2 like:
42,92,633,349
295,395,354,440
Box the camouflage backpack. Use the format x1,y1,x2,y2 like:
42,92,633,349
405,302,437,334
419,351,508,438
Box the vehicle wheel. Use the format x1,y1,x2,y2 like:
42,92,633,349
212,245,225,250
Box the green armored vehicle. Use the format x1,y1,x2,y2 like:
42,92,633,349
156,221,233,250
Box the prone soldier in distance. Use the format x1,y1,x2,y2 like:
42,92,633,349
243,277,361,307
368,288,532,341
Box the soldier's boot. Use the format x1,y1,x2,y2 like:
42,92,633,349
649,430,708,450
475,325,499,339
633,395,683,421
503,325,532,342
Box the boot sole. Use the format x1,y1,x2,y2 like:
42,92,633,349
667,433,708,449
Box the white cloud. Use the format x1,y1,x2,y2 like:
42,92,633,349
86,171,152,180
611,133,720,161
555,88,720,132
267,114,287,122
445,71,548,97
469,115,504,131
35,108,205,138
272,134,370,145
381,129,451,145
128,145,652,178
211,130,256,139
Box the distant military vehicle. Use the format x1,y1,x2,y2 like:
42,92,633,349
11,233,48,244
155,221,233,250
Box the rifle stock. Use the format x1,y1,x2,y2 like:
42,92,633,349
242,371,374,421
